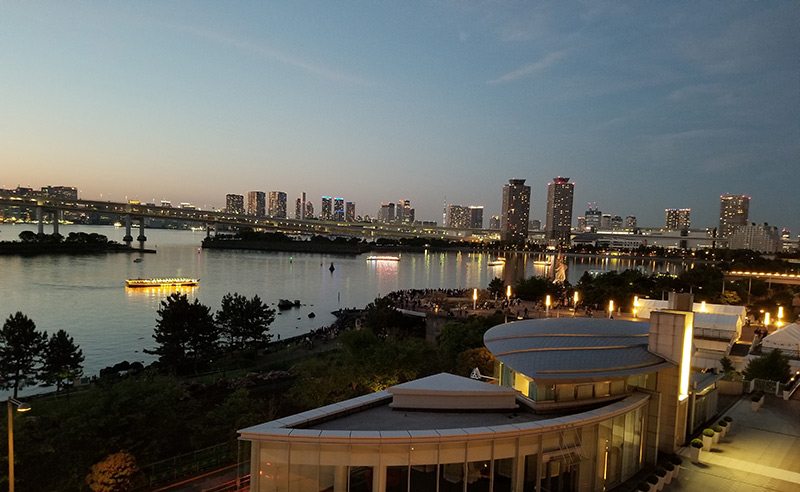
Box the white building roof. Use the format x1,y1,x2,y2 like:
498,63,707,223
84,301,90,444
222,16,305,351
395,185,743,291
762,322,800,351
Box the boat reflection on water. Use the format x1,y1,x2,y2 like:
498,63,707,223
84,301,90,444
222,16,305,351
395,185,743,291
125,284,198,298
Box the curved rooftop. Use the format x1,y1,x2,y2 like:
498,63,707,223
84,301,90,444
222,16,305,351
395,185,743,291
484,318,673,383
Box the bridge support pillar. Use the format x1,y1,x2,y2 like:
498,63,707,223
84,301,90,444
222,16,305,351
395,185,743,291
52,210,60,237
123,215,133,244
36,207,44,236
137,218,147,249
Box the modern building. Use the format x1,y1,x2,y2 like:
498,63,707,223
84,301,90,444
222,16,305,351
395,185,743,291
240,294,707,492
664,208,690,231
468,206,484,229
268,191,288,218
500,179,530,243
321,197,333,221
610,215,623,230
41,185,78,199
295,198,303,219
728,222,781,253
334,198,345,222
719,194,750,238
305,201,315,219
625,216,637,230
447,205,470,229
545,177,574,246
346,202,356,222
489,216,500,230
247,191,266,217
584,206,601,232
396,200,414,225
226,194,245,214
378,202,396,223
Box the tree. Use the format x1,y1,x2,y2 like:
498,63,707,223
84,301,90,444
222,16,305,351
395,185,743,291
216,293,275,351
0,312,47,397
743,349,792,383
488,277,505,298
85,452,139,492
145,293,219,372
40,329,85,394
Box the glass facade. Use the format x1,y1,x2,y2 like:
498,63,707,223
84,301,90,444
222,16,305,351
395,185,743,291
249,397,647,492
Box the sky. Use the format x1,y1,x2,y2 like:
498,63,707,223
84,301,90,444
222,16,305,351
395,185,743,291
2,1,798,232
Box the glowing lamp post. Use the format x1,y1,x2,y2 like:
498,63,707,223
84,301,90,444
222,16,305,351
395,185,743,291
608,300,614,318
546,295,551,318
777,306,784,327
573,291,578,317
764,312,770,328
7,398,31,492
506,285,511,304
473,288,478,310
633,296,639,318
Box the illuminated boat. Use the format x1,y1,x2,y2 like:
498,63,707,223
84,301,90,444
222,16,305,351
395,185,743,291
125,278,199,288
488,258,506,267
366,255,400,262
533,260,551,266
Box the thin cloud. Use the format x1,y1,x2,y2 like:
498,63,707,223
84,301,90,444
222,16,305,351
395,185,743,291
487,50,565,85
170,22,373,86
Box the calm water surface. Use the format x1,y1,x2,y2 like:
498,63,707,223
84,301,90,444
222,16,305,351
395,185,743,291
0,224,688,386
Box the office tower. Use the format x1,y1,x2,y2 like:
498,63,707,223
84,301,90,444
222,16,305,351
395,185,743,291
247,191,266,217
333,198,345,221
447,205,470,228
226,194,244,214
585,204,601,231
268,191,287,218
664,208,691,230
626,216,637,229
295,198,302,219
500,179,531,242
397,199,414,224
378,202,395,223
577,217,586,232
41,185,78,199
468,206,484,229
305,201,314,219
321,197,333,220
601,214,612,229
545,177,574,245
530,219,541,231
345,201,356,222
611,215,623,230
719,194,750,238
489,216,500,230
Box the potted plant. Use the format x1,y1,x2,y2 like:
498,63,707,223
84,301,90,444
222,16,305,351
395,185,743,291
712,424,723,444
655,466,668,489
690,438,703,463
662,461,675,484
724,415,733,434
751,390,764,411
718,419,729,438
646,474,659,492
670,455,682,478
636,482,650,492
702,428,715,450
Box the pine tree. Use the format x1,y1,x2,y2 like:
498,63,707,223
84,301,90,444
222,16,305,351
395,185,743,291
41,329,85,394
0,312,47,397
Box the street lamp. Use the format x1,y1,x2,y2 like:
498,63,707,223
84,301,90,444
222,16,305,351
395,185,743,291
608,300,614,318
546,295,551,318
8,398,31,492
473,288,478,310
573,291,578,317
633,296,639,318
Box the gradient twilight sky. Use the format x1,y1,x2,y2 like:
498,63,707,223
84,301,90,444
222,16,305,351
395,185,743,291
2,1,798,231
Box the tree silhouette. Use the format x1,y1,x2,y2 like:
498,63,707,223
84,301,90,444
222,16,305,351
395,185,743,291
216,293,275,351
0,312,47,397
146,293,218,372
41,329,85,394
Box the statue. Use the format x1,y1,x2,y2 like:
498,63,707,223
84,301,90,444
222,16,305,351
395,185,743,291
554,252,567,284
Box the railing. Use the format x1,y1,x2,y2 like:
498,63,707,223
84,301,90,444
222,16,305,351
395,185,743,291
137,442,239,489
202,474,251,492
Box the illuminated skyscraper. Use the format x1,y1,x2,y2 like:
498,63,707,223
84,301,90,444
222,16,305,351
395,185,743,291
719,194,750,238
345,201,356,222
333,198,345,221
447,205,470,228
397,199,414,224
545,177,574,245
378,202,395,223
468,206,484,229
247,191,266,217
226,194,244,214
268,191,287,218
321,197,333,220
500,179,530,243
664,208,691,230
626,216,637,229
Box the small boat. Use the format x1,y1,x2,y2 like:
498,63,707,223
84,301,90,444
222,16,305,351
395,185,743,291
133,258,143,263
488,258,506,267
329,262,335,272
125,278,199,288
532,260,551,266
366,255,400,262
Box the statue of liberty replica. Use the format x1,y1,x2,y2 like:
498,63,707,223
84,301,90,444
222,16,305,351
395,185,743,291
554,251,567,284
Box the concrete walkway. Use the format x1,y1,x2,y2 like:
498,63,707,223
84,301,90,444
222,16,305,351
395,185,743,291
672,395,800,491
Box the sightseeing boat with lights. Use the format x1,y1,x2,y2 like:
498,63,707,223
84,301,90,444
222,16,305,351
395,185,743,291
366,255,400,262
125,277,199,288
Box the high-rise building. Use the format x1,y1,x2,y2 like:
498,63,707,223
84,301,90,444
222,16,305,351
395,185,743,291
226,194,244,214
585,205,601,231
489,216,500,230
729,222,780,253
611,215,623,230
397,199,414,224
601,214,612,230
501,179,531,243
530,219,541,231
468,206,484,229
41,185,78,199
719,194,750,238
333,198,345,221
545,177,574,245
345,202,356,222
305,201,314,219
295,198,303,219
626,216,637,229
268,191,287,218
577,217,586,232
378,202,395,223
321,197,333,220
447,205,470,228
247,191,266,217
664,208,691,230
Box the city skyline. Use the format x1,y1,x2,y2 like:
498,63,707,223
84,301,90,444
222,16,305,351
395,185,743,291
2,2,798,232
